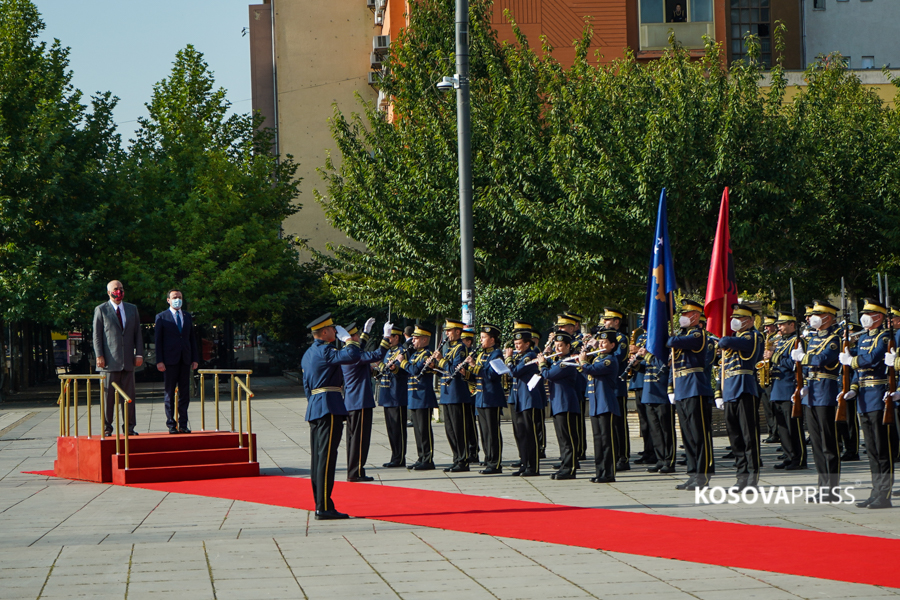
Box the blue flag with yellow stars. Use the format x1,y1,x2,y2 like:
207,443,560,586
644,189,677,360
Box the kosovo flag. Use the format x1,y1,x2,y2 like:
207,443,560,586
644,189,677,359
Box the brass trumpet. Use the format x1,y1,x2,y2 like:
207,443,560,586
756,336,775,388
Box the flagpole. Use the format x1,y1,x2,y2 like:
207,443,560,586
669,291,676,399
720,296,727,396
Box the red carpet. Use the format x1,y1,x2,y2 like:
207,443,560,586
25,470,900,588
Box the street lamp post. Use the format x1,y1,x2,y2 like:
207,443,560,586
456,0,474,326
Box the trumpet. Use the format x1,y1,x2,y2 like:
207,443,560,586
756,337,775,388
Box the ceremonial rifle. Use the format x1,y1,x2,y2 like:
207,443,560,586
836,278,850,423
790,278,805,419
885,274,895,425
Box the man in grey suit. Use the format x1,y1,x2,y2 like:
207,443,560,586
93,280,144,435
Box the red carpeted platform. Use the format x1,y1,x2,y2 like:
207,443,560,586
24,470,900,588
53,432,258,483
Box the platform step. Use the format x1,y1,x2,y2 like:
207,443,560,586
113,447,251,469
112,461,259,484
116,432,253,454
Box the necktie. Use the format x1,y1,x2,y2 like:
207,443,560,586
116,306,123,329
176,311,182,332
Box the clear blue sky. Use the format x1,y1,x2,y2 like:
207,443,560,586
34,0,253,144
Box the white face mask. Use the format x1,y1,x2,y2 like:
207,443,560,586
809,315,823,330
861,314,874,329
678,315,692,328
730,318,743,332
171,298,183,309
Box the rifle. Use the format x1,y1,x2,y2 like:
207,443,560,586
885,274,895,425
790,278,805,418
836,277,849,423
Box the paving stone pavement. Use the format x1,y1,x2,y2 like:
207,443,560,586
1,376,898,599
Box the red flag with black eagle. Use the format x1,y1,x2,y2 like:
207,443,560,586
704,187,738,337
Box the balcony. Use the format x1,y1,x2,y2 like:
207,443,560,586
640,21,715,51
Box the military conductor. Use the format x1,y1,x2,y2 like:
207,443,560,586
93,280,143,436
154,289,200,434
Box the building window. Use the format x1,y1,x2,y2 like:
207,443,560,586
730,0,771,67
640,0,714,24
861,56,875,69
813,0,825,9
639,0,716,50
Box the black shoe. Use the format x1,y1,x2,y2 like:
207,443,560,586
658,466,676,474
510,468,523,476
856,497,875,508
725,446,732,450
763,436,779,444
538,451,547,459
777,454,787,460
479,466,502,474
315,510,350,520
127,430,138,436
179,426,191,434
647,465,661,473
406,421,413,427
104,431,113,437
479,461,486,467
773,461,788,470
677,459,687,466
840,453,860,462
893,490,900,497
785,463,807,471
168,427,179,434
551,472,575,480
520,469,538,477
721,452,734,459
510,461,522,468
868,497,893,509
449,464,469,473
412,462,435,471
633,456,652,465
590,477,615,483
616,462,630,471
676,479,694,490
383,461,406,468
347,475,375,482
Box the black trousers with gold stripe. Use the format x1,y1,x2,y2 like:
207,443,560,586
724,393,761,486
591,413,615,480
676,396,713,486
309,414,344,514
443,403,469,466
806,404,840,493
384,406,408,465
346,407,373,480
577,400,588,459
837,398,860,457
513,407,541,473
634,392,656,459
477,406,503,470
553,412,579,476
410,408,434,466
613,396,630,465
467,403,480,463
772,400,807,467
859,409,894,501
645,402,676,469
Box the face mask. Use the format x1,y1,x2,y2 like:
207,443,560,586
678,315,692,328
110,289,124,301
860,314,874,329
809,315,823,329
730,318,743,332
171,298,183,309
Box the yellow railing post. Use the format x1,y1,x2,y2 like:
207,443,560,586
124,393,130,469
200,373,205,431
235,378,254,463
65,379,71,436
86,379,92,439
230,375,235,432
73,380,79,437
111,382,133,469
174,387,179,429
115,389,121,455
100,378,106,439
215,374,220,431
58,380,64,437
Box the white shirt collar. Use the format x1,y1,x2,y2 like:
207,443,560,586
170,306,181,317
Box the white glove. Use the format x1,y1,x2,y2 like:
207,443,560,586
840,389,856,401
838,351,852,366
667,393,676,404
382,321,394,337
335,325,351,342
892,391,900,402
715,397,725,409
800,385,808,397
363,317,376,333
791,348,806,362
885,350,897,367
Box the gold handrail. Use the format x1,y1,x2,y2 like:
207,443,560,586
111,382,133,469
58,375,105,439
197,369,253,374
235,378,254,462
197,370,253,433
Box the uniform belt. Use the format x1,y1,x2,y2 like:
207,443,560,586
724,369,754,378
311,386,343,395
860,379,888,388
807,373,838,381
674,367,704,378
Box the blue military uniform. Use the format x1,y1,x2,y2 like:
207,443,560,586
768,313,807,469
471,324,506,473
378,329,409,467
640,353,676,472
342,327,390,481
581,332,619,482
629,329,656,465
507,328,542,476
540,331,581,479
436,320,476,471
399,326,439,470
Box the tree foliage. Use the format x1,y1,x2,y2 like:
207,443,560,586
315,0,900,323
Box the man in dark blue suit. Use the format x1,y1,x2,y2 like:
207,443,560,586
155,289,200,433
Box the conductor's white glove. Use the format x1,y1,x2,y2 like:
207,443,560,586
885,350,897,368
335,326,351,342
791,348,806,362
838,351,852,366
363,317,376,333
667,393,676,404
383,321,394,337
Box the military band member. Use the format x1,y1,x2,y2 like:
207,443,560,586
602,308,631,471
505,321,531,468
300,313,365,520
378,324,409,468
341,319,391,482
668,299,714,490
531,330,549,458
767,311,808,470
434,319,474,472
890,306,900,470
506,327,542,476
637,347,676,473
579,329,620,483
843,300,894,509
792,300,842,502
717,304,765,491
761,315,780,443
400,325,439,471
628,316,655,465
555,313,587,461
466,323,505,474
538,331,582,480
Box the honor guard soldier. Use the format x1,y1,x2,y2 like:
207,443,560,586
760,315,780,443
434,319,475,472
668,299,715,490
601,308,631,471
890,306,900,469
579,328,620,483
717,304,765,491
341,318,391,482
836,321,862,462
843,300,894,509
378,324,409,468
538,331,582,479
466,323,505,474
531,330,549,458
628,313,655,465
555,313,587,461
637,347,676,474
506,326,542,476
399,325,439,471
505,321,531,468
791,300,842,502
459,327,481,464
767,311,808,470
300,313,366,520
